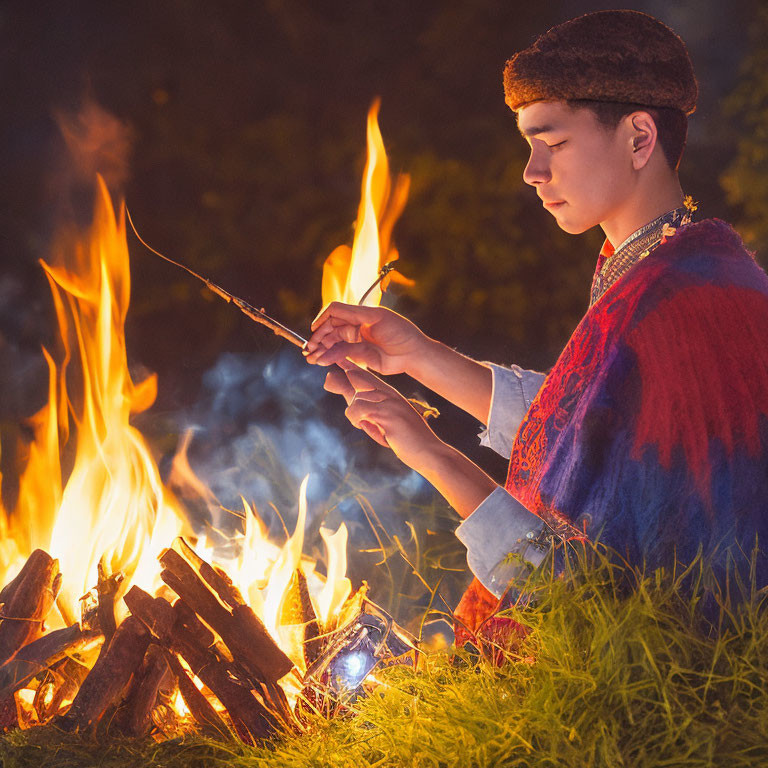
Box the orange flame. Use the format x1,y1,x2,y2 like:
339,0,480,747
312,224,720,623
321,99,411,308
0,105,398,714
1,178,189,625
0,179,353,649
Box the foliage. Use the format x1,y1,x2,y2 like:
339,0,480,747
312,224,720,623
2,547,767,767
721,5,768,263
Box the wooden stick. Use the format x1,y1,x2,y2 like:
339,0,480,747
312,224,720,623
96,563,122,645
0,550,61,666
161,542,296,729
124,586,276,743
164,651,230,738
167,598,278,741
114,643,169,737
0,550,53,608
172,597,215,648
159,539,293,684
58,615,150,731
0,623,97,700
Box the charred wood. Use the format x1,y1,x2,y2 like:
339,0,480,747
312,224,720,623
124,586,277,743
159,538,293,684
172,597,215,648
0,550,61,666
114,643,168,737
58,615,150,731
0,623,96,700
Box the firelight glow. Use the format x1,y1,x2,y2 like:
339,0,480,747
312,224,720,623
0,177,354,717
16,177,184,625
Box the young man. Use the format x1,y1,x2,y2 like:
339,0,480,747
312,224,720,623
305,11,768,603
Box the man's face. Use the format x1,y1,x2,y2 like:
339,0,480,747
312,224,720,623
517,101,634,235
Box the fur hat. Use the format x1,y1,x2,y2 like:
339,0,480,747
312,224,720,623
504,10,697,115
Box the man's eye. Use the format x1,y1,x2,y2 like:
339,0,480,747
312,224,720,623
547,140,567,150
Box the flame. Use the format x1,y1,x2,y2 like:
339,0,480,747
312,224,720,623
0,112,388,716
2,177,354,643
321,99,411,308
316,524,352,625
201,475,352,664
17,178,187,624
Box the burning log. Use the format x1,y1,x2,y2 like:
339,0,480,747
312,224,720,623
172,596,294,736
0,623,96,700
36,656,91,723
0,550,61,666
58,615,150,731
159,537,293,685
96,563,122,645
114,643,169,737
170,598,284,739
164,651,230,738
124,586,278,743
280,569,321,668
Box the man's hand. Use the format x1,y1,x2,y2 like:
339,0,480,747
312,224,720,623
324,362,441,470
325,361,498,518
304,303,428,376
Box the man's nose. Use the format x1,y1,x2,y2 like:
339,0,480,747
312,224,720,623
522,148,552,186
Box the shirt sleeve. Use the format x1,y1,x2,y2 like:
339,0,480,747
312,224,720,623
478,363,546,458
455,486,547,598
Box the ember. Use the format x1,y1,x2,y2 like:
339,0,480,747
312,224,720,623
0,104,415,742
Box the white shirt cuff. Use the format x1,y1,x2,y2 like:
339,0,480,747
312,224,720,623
478,363,546,458
455,486,547,597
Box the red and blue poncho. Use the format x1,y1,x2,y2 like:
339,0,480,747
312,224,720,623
508,218,768,584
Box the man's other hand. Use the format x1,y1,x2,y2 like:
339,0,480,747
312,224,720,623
324,362,441,469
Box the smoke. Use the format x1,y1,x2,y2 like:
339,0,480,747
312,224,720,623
164,348,441,582
43,98,134,233
0,99,133,411
54,99,133,190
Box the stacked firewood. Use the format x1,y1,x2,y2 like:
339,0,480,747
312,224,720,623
0,537,329,743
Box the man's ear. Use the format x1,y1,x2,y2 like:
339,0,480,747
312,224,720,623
627,111,658,170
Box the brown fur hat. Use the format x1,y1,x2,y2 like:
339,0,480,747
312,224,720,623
504,10,697,114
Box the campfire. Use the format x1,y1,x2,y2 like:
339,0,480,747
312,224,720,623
0,103,416,742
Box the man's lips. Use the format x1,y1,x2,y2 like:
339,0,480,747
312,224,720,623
542,200,566,209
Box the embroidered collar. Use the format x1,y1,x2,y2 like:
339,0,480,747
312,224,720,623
589,198,696,306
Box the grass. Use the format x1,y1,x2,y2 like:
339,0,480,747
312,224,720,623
1,545,766,768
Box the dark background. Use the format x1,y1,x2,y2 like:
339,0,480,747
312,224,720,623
0,1,766,596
